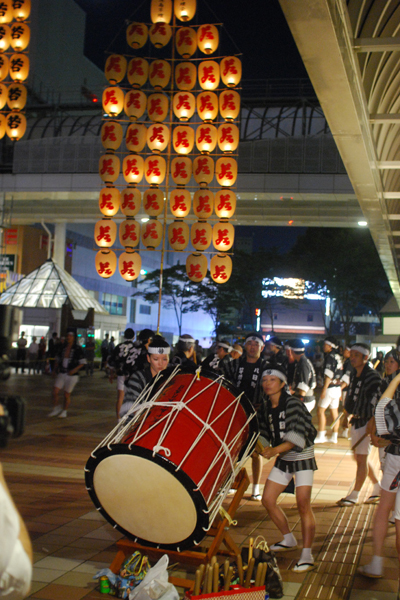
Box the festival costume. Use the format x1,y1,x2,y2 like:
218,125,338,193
54,343,86,394
346,364,381,447
120,366,153,418
221,355,268,408
318,350,343,409
293,355,317,412
375,370,400,495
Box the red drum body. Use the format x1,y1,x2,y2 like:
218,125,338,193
85,368,258,551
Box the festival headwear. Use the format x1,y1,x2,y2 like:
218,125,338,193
350,343,370,357
148,337,171,355
179,335,195,344
232,344,243,356
217,340,233,352
138,328,155,342
124,328,135,339
324,336,338,349
385,349,400,363
286,338,305,353
244,332,264,346
268,336,282,348
262,366,287,383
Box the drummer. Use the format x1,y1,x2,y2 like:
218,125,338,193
119,336,170,419
258,365,317,573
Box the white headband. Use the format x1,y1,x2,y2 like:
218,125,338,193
245,336,263,346
324,340,337,348
289,345,305,352
262,369,287,383
351,345,370,357
232,347,243,355
148,346,171,355
179,336,195,344
217,342,232,352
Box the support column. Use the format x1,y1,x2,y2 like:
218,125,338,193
53,222,66,269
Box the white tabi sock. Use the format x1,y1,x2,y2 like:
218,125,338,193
283,532,297,547
252,484,260,496
298,548,313,565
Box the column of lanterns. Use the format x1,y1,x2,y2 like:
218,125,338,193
95,0,241,286
0,0,30,141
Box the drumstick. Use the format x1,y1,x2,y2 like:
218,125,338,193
203,565,209,594
244,557,255,588
210,556,217,567
193,569,201,596
198,563,205,590
248,537,254,564
254,563,263,587
223,559,230,582
351,431,369,451
261,562,268,586
207,565,213,594
330,411,344,430
236,554,243,586
213,563,219,593
224,566,233,591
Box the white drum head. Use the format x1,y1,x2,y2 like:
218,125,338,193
93,453,198,545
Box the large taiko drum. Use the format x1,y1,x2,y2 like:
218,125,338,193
85,367,258,551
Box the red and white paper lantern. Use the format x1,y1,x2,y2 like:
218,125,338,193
215,157,237,187
174,0,196,21
149,59,171,89
151,0,172,23
168,220,190,251
95,250,117,279
217,123,239,152
119,251,141,281
173,91,195,121
219,90,240,120
127,58,149,88
143,188,164,217
119,219,140,248
173,125,194,154
220,56,242,87
147,93,169,122
171,156,192,186
124,89,147,120
197,24,219,54
212,221,235,251
122,155,144,184
99,187,120,217
175,61,196,90
186,253,207,282
144,155,166,185
120,187,141,216
101,121,123,152
214,190,236,219
102,86,124,117
95,219,117,248
198,60,220,90
126,22,148,49
196,123,217,153
193,189,214,219
169,188,191,217
191,221,212,251
99,154,120,184
126,123,147,153
149,22,172,48
210,254,232,283
197,91,218,121
175,26,196,57
105,54,127,84
147,123,170,153
193,155,214,187
141,219,163,249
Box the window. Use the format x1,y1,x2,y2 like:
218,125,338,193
307,314,314,322
139,304,151,315
130,299,136,322
274,313,278,320
101,294,126,316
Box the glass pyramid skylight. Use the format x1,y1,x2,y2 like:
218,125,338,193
0,259,109,314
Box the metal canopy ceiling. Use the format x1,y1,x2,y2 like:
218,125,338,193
279,0,400,303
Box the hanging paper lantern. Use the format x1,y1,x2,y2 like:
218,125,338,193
0,83,6,108
193,189,214,219
215,157,237,187
6,82,26,110
119,219,140,248
217,123,239,152
10,22,29,51
9,53,29,81
126,123,147,153
220,90,241,121
191,221,212,251
173,125,194,154
151,0,172,23
5,110,25,140
220,56,242,87
193,155,214,187
0,114,6,139
147,123,170,153
170,188,191,217
197,24,219,54
95,250,117,279
186,253,207,282
121,187,141,216
143,188,164,217
168,220,189,251
196,123,217,153
95,219,117,248
0,24,10,51
0,1,12,23
119,251,142,281
99,154,120,184
175,27,196,58
175,61,196,90
174,0,196,21
212,221,235,251
172,91,195,122
171,156,192,186
123,155,144,184
141,219,163,249
101,121,123,152
149,59,171,90
12,0,30,21
210,254,232,283
102,86,124,117
126,22,148,49
104,54,127,85
214,190,236,219
0,54,8,80
149,22,172,48
99,187,120,217
124,89,147,120
197,91,218,121
144,155,166,185
198,61,220,91
127,58,149,88
147,93,169,122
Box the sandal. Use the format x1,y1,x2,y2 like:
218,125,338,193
337,497,357,507
270,541,298,552
249,494,262,501
357,565,383,579
365,495,380,505
292,562,315,573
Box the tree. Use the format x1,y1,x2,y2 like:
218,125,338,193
288,228,391,343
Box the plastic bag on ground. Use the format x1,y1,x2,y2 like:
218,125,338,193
129,555,179,600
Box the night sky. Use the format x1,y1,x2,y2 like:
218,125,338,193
73,0,309,253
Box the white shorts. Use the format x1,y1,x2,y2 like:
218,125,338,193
268,466,314,487
381,453,400,493
117,375,126,391
318,386,341,410
303,399,316,413
350,424,371,455
54,372,79,394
